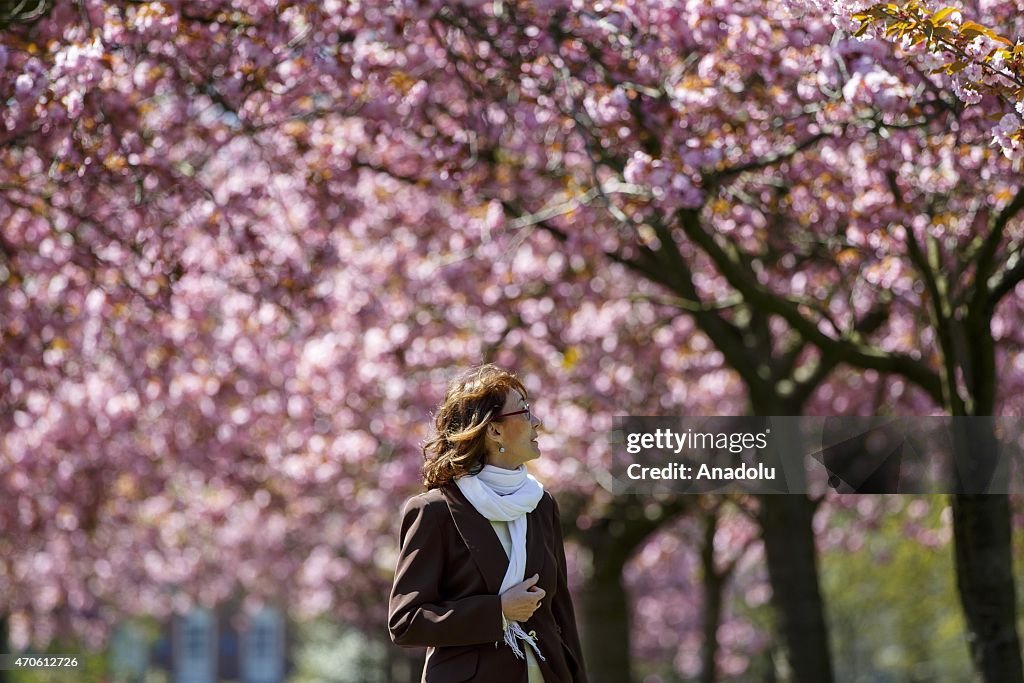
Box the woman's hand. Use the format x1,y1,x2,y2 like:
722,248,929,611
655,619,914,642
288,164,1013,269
500,574,545,622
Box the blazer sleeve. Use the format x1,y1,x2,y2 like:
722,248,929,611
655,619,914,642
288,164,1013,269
550,495,589,682
388,494,505,648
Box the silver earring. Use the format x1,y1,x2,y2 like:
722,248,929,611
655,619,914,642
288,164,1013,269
499,446,506,453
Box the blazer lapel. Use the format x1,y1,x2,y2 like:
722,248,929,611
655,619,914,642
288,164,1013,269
441,483,510,595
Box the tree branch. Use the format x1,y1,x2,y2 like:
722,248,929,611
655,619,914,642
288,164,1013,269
674,208,945,404
706,131,832,189
984,186,1024,308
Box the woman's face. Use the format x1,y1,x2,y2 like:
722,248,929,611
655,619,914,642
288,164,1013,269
488,389,541,469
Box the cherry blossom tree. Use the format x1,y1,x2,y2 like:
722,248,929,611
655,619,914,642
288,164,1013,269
3,2,1024,683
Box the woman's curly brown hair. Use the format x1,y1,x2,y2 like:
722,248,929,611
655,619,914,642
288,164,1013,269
421,364,528,489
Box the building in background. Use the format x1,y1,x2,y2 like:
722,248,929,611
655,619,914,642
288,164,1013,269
111,604,289,683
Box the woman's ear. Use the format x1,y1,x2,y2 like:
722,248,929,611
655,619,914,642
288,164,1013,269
486,422,502,441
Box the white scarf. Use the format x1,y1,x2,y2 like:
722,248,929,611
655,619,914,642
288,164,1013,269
456,464,546,661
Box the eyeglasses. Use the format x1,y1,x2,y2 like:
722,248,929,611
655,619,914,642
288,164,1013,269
495,403,533,421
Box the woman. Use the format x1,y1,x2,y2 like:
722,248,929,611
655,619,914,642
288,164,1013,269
388,364,589,682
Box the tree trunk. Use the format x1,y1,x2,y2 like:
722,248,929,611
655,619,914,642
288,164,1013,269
567,495,690,683
579,563,633,683
700,511,724,683
748,406,833,683
952,493,1023,682
758,495,834,683
947,412,1024,681
951,493,1023,682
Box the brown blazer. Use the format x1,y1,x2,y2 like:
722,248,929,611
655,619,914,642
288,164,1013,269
388,482,589,682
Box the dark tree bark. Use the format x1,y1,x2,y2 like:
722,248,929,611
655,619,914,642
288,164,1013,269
947,418,1023,682
579,562,633,683
952,494,1023,683
700,510,725,683
758,495,834,683
0,0,53,29
747,402,834,683
911,183,1024,683
564,496,691,683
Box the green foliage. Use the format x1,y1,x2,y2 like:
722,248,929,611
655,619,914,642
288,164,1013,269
853,3,1012,45
820,497,973,682
853,2,1023,102
289,618,394,683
